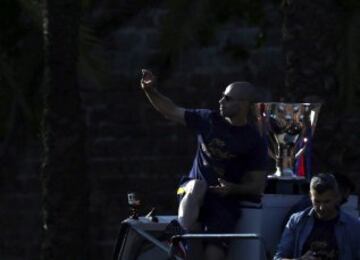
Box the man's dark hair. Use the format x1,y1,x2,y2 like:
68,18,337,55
310,173,339,194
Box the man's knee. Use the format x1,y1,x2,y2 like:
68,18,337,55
178,179,207,230
184,179,207,200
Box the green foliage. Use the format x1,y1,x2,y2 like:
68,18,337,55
211,0,265,25
0,0,42,138
223,43,250,60
78,24,111,88
0,0,108,146
337,0,360,10
159,0,266,68
337,11,360,110
0,1,30,55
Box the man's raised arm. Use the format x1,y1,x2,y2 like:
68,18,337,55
141,69,185,125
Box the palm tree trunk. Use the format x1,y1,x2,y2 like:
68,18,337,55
41,0,89,259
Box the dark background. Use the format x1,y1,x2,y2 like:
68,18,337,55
0,0,359,259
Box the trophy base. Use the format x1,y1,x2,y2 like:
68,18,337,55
267,175,306,181
267,167,305,181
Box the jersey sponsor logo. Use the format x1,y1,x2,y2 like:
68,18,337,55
201,138,236,160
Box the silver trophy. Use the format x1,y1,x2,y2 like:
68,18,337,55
254,102,321,179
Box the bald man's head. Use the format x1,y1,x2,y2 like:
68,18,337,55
219,81,257,124
227,82,256,102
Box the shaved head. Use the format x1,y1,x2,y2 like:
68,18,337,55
227,82,256,102
219,81,257,125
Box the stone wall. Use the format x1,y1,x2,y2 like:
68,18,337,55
0,141,42,259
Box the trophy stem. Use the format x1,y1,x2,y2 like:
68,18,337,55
268,147,298,179
274,155,283,178
273,166,282,178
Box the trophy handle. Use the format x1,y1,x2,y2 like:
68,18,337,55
268,147,276,160
267,134,279,160
294,145,306,159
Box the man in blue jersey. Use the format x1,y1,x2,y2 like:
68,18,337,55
141,69,268,260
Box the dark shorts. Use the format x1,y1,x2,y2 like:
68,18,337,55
177,176,261,251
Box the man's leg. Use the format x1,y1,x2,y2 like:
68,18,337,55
204,244,226,260
178,179,207,231
200,195,238,260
